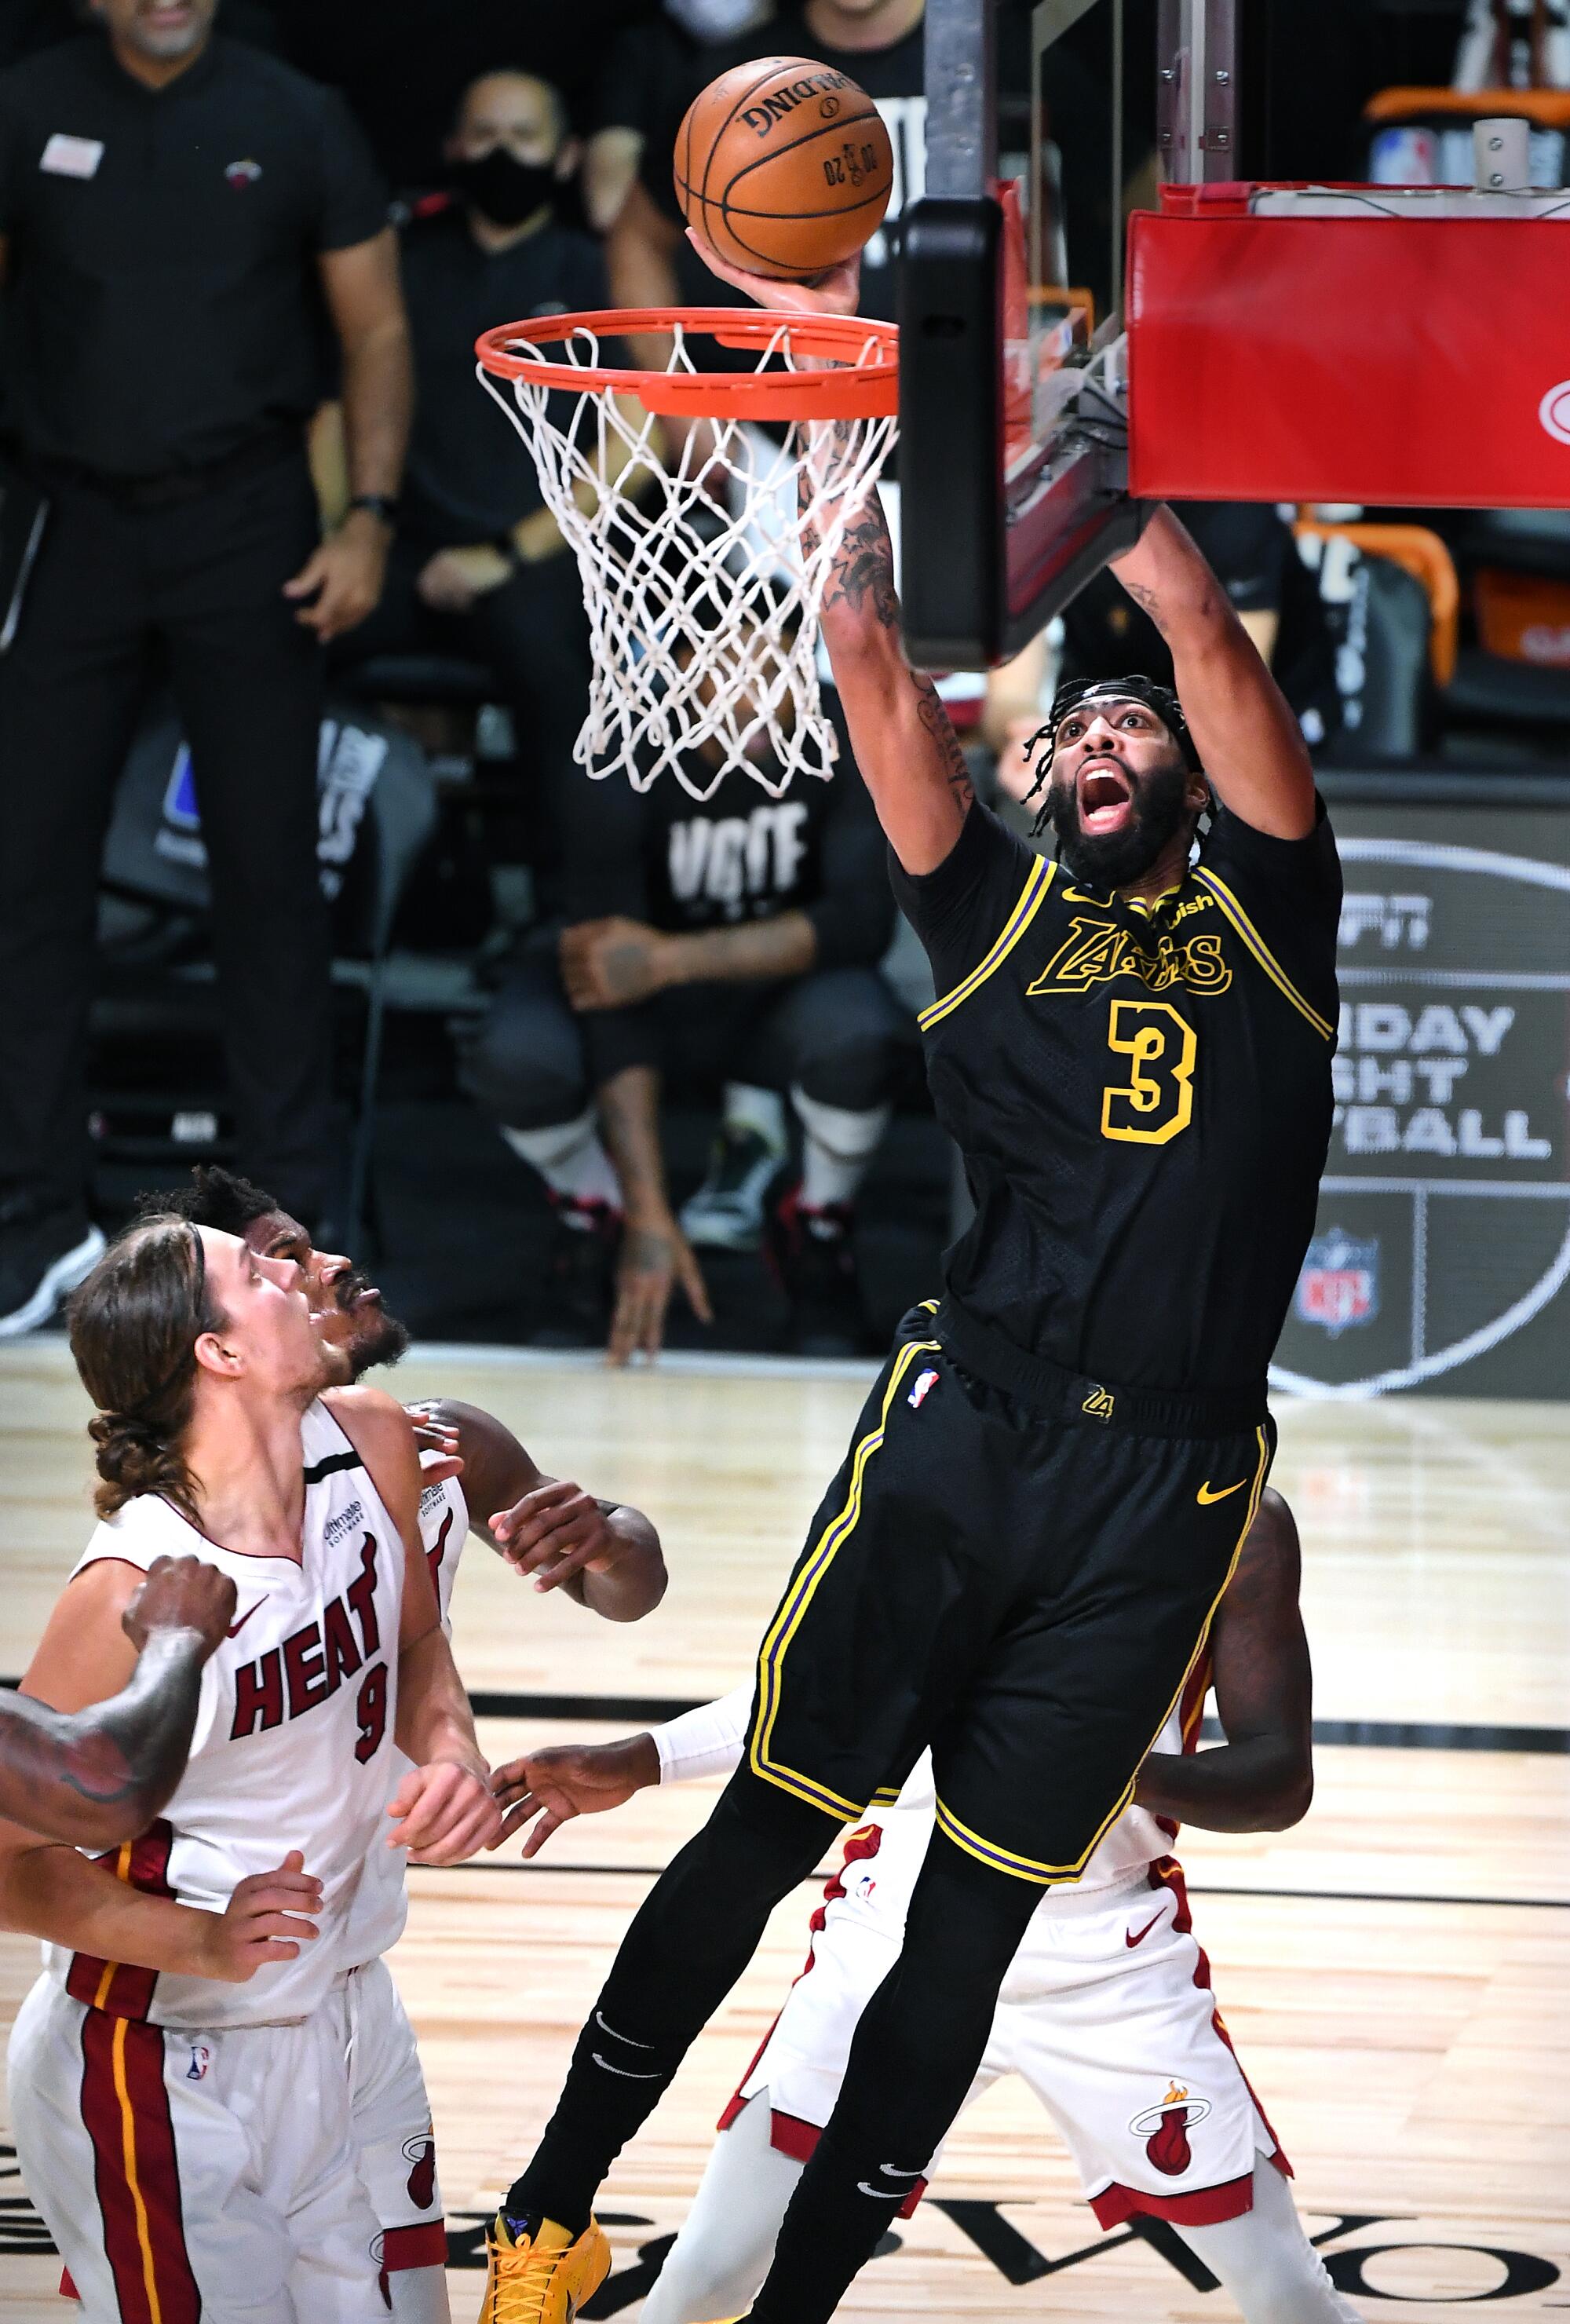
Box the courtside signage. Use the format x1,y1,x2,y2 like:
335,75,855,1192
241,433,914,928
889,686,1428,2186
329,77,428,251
1272,819,1570,1400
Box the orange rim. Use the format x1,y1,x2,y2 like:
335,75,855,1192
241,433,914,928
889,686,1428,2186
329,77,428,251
475,307,900,420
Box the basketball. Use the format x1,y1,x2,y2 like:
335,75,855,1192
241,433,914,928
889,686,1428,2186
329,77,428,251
675,55,895,281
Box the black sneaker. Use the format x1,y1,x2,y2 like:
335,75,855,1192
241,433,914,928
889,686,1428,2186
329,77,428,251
680,1125,787,1252
531,1194,622,1347
0,1208,107,1339
765,1186,871,1357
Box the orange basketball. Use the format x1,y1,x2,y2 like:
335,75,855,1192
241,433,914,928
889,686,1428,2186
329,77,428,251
675,55,894,282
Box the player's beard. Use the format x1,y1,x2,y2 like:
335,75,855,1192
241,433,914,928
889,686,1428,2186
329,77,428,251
338,1274,412,1378
1047,757,1194,892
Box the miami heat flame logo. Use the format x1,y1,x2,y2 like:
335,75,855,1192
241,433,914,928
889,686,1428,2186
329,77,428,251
403,2132,437,2209
1128,2081,1213,2176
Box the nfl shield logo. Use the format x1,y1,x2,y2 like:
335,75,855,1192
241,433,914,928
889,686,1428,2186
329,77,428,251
1294,1230,1379,1338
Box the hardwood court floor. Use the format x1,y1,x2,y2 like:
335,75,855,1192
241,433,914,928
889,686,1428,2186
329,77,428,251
0,1341,1566,2319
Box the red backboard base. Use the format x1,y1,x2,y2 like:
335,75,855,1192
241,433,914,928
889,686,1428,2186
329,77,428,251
1127,186,1570,509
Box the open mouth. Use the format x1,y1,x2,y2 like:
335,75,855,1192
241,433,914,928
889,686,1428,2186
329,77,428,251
1077,758,1134,835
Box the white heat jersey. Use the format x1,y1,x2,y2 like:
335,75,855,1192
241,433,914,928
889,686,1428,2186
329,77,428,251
43,1400,407,2030
341,1467,469,1968
845,1650,1210,1942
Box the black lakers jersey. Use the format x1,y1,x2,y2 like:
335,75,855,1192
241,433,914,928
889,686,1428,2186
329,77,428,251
890,798,1342,1396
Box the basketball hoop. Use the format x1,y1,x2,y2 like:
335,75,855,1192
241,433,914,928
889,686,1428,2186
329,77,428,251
476,307,899,800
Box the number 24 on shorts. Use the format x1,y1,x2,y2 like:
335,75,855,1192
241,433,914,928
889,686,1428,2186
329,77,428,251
1101,999,1197,1146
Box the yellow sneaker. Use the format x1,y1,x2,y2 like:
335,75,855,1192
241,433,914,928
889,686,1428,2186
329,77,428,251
478,2213,612,2323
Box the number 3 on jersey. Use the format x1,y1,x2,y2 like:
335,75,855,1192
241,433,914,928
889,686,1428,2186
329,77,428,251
1101,999,1197,1145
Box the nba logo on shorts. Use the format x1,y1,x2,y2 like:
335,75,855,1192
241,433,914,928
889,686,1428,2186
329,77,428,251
161,746,201,835
907,1368,939,1410
1294,1230,1378,1337
185,2043,211,2081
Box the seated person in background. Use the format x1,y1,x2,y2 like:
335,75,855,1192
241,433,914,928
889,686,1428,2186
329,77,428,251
334,67,630,831
1060,500,1341,759
581,0,776,235
461,630,912,1364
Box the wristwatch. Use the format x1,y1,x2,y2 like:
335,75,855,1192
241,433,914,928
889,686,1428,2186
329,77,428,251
346,493,398,528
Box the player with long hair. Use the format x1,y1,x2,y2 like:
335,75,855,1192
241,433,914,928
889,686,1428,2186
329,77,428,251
0,1215,499,2317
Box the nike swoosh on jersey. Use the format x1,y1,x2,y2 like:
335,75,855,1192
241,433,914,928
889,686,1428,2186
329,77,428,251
1196,1476,1247,1505
1125,1910,1164,1949
226,1598,268,1639
856,2183,911,2200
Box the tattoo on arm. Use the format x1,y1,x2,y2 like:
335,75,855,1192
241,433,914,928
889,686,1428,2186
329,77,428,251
820,503,900,627
914,675,975,812
597,1065,668,1215
1121,580,1170,639
0,1639,206,1840
799,438,899,630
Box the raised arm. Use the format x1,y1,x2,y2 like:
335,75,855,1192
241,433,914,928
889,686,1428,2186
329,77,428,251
411,1397,666,1622
1108,508,1316,839
0,1557,233,1851
1132,1489,1314,1834
688,237,974,875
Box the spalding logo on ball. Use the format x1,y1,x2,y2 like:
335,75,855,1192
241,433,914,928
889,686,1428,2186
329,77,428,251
676,56,895,280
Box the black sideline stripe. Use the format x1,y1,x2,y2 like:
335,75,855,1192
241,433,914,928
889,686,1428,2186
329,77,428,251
462,1693,1570,1756
1,1680,1563,1756
409,1861,1570,1911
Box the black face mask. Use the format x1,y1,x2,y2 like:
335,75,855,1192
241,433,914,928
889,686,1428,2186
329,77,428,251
452,147,557,228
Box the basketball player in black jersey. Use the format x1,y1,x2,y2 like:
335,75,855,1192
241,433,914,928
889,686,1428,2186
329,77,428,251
484,246,1340,2324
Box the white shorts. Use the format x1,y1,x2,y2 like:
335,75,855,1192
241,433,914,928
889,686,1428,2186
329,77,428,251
725,1851,1287,2230
9,1973,388,2322
345,1957,447,2274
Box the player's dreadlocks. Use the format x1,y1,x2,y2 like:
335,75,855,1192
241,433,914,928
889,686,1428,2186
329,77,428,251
1017,675,1204,839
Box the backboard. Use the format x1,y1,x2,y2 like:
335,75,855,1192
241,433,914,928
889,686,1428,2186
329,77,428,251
899,0,1237,669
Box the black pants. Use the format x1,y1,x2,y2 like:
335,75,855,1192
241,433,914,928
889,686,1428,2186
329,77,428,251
0,445,334,1225
512,1330,1272,2321
333,535,591,817
460,932,912,1127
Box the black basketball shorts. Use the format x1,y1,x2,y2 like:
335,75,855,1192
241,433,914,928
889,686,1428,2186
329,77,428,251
745,1310,1274,1884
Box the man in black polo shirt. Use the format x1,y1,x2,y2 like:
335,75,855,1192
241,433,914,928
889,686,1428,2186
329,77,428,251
0,0,410,1335
481,254,1341,2322
334,68,605,835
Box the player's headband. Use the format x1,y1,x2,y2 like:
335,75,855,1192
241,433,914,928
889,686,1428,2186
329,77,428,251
1017,675,1205,835
1041,677,1202,771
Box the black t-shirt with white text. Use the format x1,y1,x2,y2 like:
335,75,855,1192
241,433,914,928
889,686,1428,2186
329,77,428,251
563,740,893,1086
891,798,1342,1396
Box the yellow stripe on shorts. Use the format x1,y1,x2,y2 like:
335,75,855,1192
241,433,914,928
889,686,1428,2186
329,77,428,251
750,1336,941,1820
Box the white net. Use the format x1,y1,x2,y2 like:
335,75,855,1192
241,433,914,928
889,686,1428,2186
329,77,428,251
477,317,899,802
